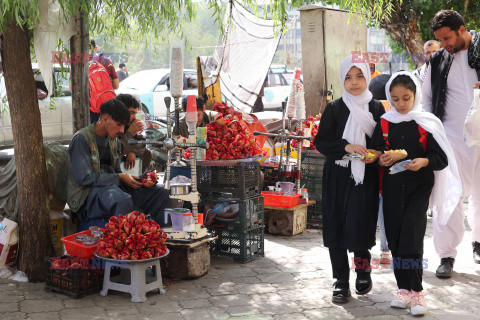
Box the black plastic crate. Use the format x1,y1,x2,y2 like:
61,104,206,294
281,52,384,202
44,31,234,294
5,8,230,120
301,150,326,179
197,165,260,198
209,225,265,263
307,203,322,229
203,195,264,231
301,177,322,202
45,256,103,299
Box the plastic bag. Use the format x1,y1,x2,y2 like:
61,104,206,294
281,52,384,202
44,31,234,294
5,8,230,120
464,89,480,147
0,218,19,268
389,160,412,175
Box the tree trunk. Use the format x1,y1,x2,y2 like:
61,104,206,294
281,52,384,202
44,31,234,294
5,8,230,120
380,6,425,68
70,8,90,131
1,22,52,282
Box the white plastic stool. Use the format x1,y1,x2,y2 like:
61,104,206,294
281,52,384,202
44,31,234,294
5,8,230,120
99,250,169,302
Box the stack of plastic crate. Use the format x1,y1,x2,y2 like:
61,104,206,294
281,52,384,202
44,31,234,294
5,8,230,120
300,150,325,228
197,161,265,263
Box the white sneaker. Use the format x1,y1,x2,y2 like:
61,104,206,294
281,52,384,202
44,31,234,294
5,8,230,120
411,291,428,316
390,289,411,309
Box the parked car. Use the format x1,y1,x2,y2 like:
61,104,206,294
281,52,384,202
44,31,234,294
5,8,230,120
116,69,198,117
0,64,73,149
263,65,302,111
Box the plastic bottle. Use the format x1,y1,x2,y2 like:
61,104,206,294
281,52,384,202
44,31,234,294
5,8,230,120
182,212,195,232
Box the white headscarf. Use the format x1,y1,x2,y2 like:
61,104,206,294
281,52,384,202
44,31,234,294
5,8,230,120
335,55,377,185
384,71,462,227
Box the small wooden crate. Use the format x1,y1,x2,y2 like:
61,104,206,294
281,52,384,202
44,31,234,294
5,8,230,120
161,237,212,279
265,201,315,236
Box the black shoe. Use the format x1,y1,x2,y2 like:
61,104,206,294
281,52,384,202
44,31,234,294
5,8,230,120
435,257,455,278
473,242,480,264
332,280,351,303
355,273,372,295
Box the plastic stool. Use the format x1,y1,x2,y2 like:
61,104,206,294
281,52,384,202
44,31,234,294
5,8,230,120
100,255,167,302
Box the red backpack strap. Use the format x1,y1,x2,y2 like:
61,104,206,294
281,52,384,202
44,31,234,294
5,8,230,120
418,125,428,151
380,118,390,151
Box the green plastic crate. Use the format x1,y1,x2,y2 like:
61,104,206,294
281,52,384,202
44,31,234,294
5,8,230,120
301,150,326,179
209,225,265,263
202,195,264,231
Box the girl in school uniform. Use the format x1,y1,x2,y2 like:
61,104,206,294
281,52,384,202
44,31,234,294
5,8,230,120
315,55,385,303
371,72,461,316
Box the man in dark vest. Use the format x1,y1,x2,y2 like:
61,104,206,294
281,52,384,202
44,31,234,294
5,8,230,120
66,99,169,225
422,10,480,278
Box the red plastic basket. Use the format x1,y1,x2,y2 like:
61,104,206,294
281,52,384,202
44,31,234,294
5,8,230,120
261,192,300,208
61,230,102,259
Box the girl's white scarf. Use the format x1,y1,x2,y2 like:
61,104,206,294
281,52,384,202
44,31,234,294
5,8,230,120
383,71,462,227
335,55,377,185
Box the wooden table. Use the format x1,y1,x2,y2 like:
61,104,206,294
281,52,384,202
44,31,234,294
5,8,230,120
264,200,316,236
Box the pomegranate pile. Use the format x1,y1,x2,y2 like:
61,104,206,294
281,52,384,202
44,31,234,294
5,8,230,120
291,116,320,150
206,113,264,160
96,211,167,260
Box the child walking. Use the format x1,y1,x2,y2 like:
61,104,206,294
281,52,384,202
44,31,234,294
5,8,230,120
315,55,385,303
372,72,461,315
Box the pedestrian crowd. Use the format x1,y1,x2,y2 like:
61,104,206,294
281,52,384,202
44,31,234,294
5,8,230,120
315,9,480,316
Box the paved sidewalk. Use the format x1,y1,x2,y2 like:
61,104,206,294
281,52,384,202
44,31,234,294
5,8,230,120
1,214,479,320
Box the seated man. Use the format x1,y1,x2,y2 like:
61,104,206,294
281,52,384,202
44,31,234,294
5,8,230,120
116,94,152,174
67,99,169,225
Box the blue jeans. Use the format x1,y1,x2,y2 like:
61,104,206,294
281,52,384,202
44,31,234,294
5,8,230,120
378,194,389,253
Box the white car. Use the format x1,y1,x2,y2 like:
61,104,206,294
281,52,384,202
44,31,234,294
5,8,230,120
263,66,302,111
116,69,198,117
0,64,73,149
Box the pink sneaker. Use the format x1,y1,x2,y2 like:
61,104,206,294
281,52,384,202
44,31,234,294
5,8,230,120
411,291,427,316
390,289,411,309
380,252,391,264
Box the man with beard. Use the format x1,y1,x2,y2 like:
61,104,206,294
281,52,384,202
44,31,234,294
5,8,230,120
413,40,440,85
116,94,152,174
422,10,480,278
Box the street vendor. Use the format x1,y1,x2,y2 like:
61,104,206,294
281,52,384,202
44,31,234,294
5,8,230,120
177,95,214,138
66,98,170,225
116,93,153,174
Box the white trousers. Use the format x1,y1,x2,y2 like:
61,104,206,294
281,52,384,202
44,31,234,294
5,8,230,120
433,136,480,258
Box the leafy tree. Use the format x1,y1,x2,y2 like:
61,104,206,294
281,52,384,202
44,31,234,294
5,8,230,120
326,0,480,67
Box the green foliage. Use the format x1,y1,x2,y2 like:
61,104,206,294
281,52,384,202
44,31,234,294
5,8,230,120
325,0,480,47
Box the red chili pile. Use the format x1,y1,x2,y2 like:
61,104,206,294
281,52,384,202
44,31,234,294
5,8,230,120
291,116,320,150
206,113,263,160
96,211,167,260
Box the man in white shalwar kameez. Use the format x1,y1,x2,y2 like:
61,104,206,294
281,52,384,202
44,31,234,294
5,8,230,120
423,10,480,278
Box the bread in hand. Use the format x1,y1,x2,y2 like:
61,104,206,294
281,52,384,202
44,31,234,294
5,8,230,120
384,149,408,162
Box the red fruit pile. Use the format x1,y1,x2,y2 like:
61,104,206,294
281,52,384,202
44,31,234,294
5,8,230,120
96,211,167,260
291,116,319,150
206,113,263,160
142,171,158,187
